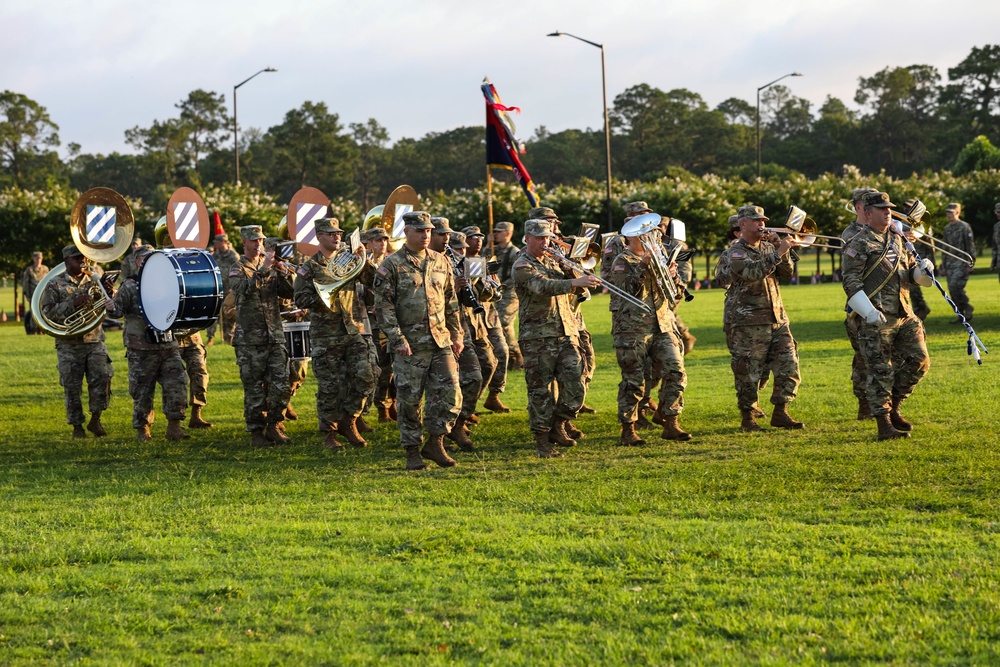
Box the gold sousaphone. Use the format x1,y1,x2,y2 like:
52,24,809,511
32,188,135,338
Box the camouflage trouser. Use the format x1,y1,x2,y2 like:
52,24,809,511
289,359,308,397
615,332,686,423
393,346,461,448
487,325,509,394
520,336,584,433
729,323,800,410
371,327,395,409
909,285,930,319
312,334,377,428
578,327,595,386
497,291,520,358
474,335,498,400
856,315,929,416
844,316,865,401
127,347,187,429
945,266,971,313
179,338,209,407
55,342,113,425
457,334,484,419
235,343,290,432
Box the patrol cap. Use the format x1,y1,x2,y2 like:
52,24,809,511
728,214,740,228
430,216,452,233
851,187,879,204
945,202,961,213
32,250,43,259
133,244,155,259
462,225,485,237
737,205,769,221
862,192,896,209
625,201,653,217
449,231,469,248
994,202,1000,213
524,220,555,237
494,221,514,232
263,237,283,251
528,206,558,220
403,211,433,229
62,244,84,259
361,227,389,242
213,233,230,243
315,218,342,234
240,225,266,241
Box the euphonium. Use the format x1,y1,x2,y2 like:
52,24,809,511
313,231,369,309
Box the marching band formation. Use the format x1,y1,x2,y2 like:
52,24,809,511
33,185,985,469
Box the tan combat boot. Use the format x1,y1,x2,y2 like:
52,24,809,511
188,405,213,429
619,422,646,446
446,417,475,452
324,429,344,451
338,418,367,448
578,403,596,414
285,402,299,421
250,430,271,447
741,409,763,432
483,390,511,413
770,404,804,429
388,401,398,420
356,415,374,433
635,413,655,430
377,404,393,423
550,420,578,448
876,413,910,440
889,398,912,432
265,422,291,445
534,431,563,458
682,331,697,355
420,434,458,467
405,445,427,470
166,419,191,440
136,425,152,442
466,412,480,426
857,398,872,421
564,420,584,440
87,412,107,437
72,424,87,439
508,350,524,371
661,415,692,441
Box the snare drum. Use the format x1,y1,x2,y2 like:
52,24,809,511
283,321,312,360
138,249,223,332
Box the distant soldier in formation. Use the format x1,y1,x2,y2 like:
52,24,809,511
465,225,511,414
991,203,1000,283
491,221,523,370
117,237,144,281
375,211,464,470
42,245,114,438
177,329,213,429
211,232,241,344
940,203,976,322
230,225,295,446
363,226,397,422
841,191,933,440
513,219,600,457
22,250,49,335
106,244,190,442
715,205,803,432
841,187,879,420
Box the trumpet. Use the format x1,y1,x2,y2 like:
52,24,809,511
543,241,651,314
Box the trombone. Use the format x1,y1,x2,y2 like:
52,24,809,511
764,205,843,250
889,201,974,267
543,240,651,313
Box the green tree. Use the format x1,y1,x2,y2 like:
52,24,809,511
0,91,61,189
176,89,230,168
350,118,390,209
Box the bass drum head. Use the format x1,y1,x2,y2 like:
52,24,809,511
139,251,181,331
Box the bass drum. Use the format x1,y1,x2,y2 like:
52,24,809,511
138,249,222,332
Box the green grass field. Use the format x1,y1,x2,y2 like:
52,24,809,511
2,274,999,665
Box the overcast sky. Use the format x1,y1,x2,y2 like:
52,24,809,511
4,0,999,157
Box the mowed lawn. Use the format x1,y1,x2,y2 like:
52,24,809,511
1,273,999,665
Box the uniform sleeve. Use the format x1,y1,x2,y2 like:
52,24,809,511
443,266,462,342
293,263,326,311
841,239,870,297
276,270,294,299
714,250,732,288
734,246,784,282
609,256,645,296
375,261,404,349
106,280,136,319
229,261,260,297
514,260,574,297
41,279,76,321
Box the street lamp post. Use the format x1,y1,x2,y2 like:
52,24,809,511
756,71,802,180
548,31,614,231
233,67,277,185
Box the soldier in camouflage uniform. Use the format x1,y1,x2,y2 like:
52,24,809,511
22,250,49,335
941,203,976,322
292,220,377,449
991,203,1000,282
715,205,804,432
41,245,114,438
427,219,476,451
514,219,601,457
105,244,190,442
375,211,465,470
609,227,691,445
230,225,295,446
363,227,397,422
465,225,511,414
841,187,879,420
492,221,522,369
176,330,213,429
211,233,241,344
117,237,144,281
841,191,934,440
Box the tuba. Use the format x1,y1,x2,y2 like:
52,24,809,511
33,188,134,338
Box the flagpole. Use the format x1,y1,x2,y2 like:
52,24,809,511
486,165,495,256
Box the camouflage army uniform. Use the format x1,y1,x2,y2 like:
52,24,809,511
293,250,378,431
22,261,49,301
513,248,584,434
460,268,499,420
106,278,188,429
177,331,209,409
992,207,1000,282
41,270,114,426
940,214,976,317
715,238,800,412
493,237,522,362
841,219,870,410
231,253,294,433
841,226,929,417
211,244,241,343
374,246,462,448
118,248,141,281
609,248,687,423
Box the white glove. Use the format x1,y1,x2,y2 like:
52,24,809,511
913,258,935,287
848,290,887,326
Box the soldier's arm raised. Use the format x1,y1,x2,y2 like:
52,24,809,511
514,259,575,297
293,264,325,311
